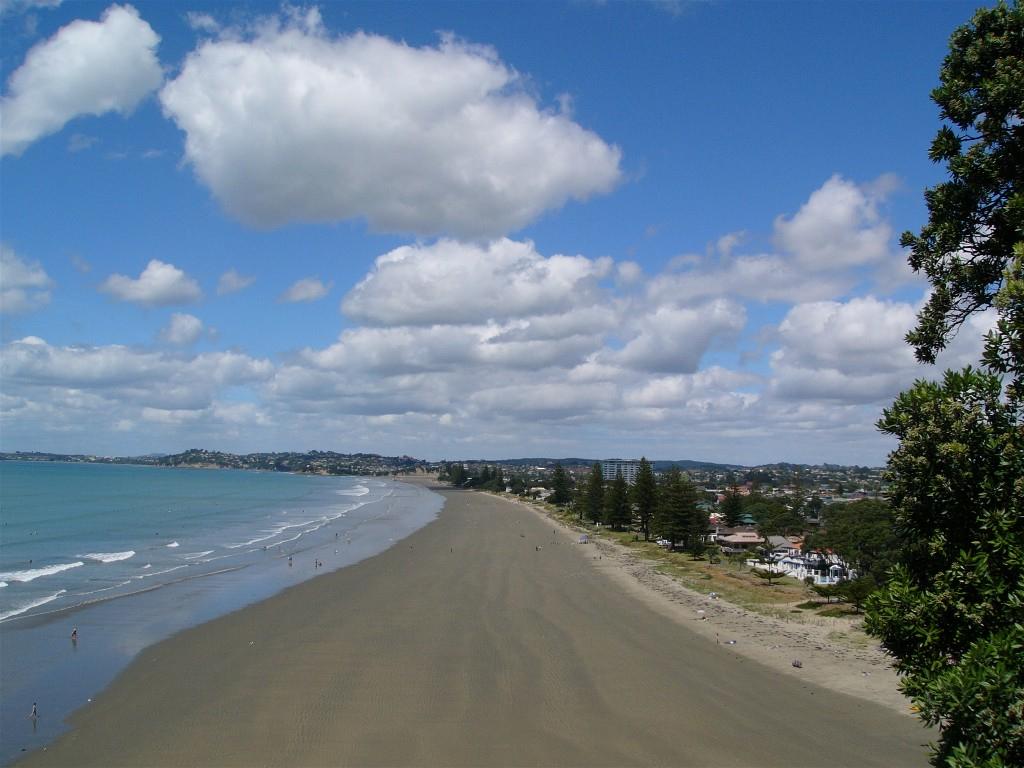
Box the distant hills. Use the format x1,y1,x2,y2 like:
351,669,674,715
0,449,424,476
0,450,882,475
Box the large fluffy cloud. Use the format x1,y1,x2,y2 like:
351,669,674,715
1,4,162,157
769,295,992,404
343,239,612,326
613,299,746,374
2,336,272,411
0,245,52,314
0,333,276,454
776,297,918,375
649,254,854,305
647,175,897,306
774,174,896,270
770,296,919,403
159,11,621,237
1,172,988,465
2,336,268,388
100,260,202,306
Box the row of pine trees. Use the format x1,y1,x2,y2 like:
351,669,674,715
440,458,740,558
560,458,711,558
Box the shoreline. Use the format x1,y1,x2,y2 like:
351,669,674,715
19,480,927,767
1,473,441,766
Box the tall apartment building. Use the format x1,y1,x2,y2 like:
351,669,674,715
601,459,641,485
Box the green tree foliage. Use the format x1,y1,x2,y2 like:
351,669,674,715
686,504,709,559
804,494,824,522
573,483,587,522
653,468,697,549
631,457,657,540
751,561,782,586
788,473,808,520
507,473,527,495
900,1,1024,402
745,495,803,537
549,462,573,506
583,462,605,525
837,576,876,614
986,241,1024,402
719,486,744,527
446,462,467,486
604,472,631,530
808,499,899,585
867,368,1024,766
864,6,1024,766
745,469,774,487
811,583,840,604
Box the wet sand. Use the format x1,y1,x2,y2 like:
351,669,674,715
21,484,928,767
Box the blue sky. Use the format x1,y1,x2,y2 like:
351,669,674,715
0,0,993,465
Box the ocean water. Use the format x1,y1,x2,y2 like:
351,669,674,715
0,461,443,764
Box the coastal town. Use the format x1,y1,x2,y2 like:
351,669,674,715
0,450,890,594
439,457,886,589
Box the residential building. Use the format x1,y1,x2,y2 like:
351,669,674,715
601,459,640,485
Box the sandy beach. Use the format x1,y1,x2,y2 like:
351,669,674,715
20,482,928,767
508,495,913,716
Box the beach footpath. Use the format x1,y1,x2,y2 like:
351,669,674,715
20,482,928,767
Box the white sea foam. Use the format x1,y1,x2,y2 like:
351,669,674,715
274,532,303,547
78,551,136,563
0,562,84,583
198,553,234,563
132,564,188,580
0,589,67,622
336,485,370,497
76,579,132,597
181,550,215,560
0,582,7,588
224,531,278,549
166,541,180,548
225,519,316,549
141,564,152,569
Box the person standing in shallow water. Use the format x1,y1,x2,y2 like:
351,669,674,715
70,627,77,643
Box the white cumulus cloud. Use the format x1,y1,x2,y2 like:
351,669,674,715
343,238,612,326
645,175,897,306
775,296,917,375
1,4,163,157
159,313,203,345
0,245,52,314
768,295,991,405
613,299,747,374
159,13,621,237
774,174,895,270
1,336,272,411
100,259,202,306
